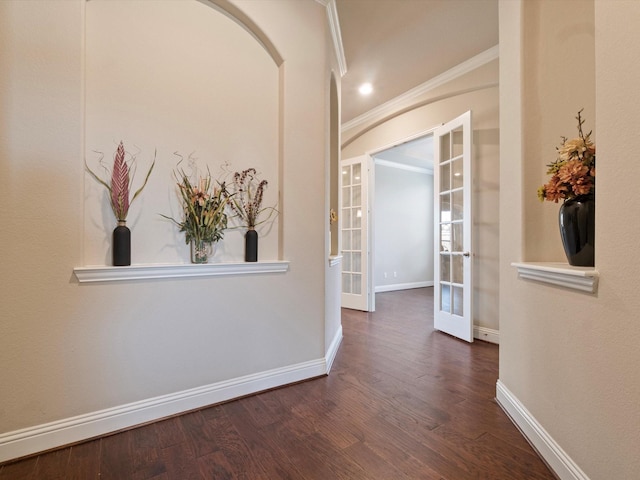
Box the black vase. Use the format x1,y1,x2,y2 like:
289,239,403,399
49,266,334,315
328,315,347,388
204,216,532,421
245,228,258,262
113,221,131,266
558,195,595,267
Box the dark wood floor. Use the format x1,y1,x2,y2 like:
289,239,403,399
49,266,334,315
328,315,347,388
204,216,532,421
0,288,555,479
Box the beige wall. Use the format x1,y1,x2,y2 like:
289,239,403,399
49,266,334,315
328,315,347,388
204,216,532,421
84,0,280,264
342,60,500,333
0,0,340,459
499,0,640,478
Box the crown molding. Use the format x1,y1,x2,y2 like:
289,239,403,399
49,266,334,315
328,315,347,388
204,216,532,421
324,0,347,76
374,159,432,175
342,44,499,132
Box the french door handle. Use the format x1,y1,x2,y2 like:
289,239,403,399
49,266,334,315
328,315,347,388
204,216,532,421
462,251,470,257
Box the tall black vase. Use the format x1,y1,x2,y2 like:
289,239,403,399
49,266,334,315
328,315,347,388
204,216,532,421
559,194,595,267
245,228,258,262
113,221,131,266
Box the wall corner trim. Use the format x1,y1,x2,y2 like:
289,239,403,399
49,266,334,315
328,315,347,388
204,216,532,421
0,357,326,463
325,324,343,372
496,380,591,480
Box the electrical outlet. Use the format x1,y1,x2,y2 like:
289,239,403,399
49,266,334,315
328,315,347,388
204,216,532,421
393,271,397,278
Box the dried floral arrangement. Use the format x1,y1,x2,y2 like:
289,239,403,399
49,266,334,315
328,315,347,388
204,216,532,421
162,163,230,246
537,110,596,203
85,141,155,222
225,168,277,228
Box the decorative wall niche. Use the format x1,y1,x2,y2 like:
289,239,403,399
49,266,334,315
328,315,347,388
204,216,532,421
84,0,281,267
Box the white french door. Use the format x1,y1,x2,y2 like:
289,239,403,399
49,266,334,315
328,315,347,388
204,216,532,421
433,111,474,342
340,155,371,311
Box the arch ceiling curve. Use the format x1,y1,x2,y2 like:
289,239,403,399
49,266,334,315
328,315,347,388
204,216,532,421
197,0,284,66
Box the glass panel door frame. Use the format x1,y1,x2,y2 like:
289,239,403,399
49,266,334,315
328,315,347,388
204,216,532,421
340,155,372,311
433,111,473,342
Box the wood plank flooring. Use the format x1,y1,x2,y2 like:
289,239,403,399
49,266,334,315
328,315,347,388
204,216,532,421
0,288,555,479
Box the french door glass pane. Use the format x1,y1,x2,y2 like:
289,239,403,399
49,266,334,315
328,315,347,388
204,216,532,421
452,222,463,252
440,133,451,160
440,162,450,191
441,284,451,312
440,224,451,252
453,286,464,316
352,252,361,273
352,185,361,206
452,158,463,189
342,186,351,207
342,208,351,228
452,129,463,157
440,255,451,282
343,252,351,271
452,189,464,221
352,274,362,294
342,273,351,294
440,194,451,221
352,163,361,183
353,208,362,228
342,167,351,185
452,255,464,284
352,230,361,250
343,231,351,250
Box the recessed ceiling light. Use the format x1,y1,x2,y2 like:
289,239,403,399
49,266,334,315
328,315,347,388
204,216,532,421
358,82,373,95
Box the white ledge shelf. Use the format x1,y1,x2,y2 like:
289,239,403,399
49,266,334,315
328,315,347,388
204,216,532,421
74,261,290,283
328,255,343,267
511,262,598,293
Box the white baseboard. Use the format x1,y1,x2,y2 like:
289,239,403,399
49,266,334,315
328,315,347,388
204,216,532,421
375,281,433,293
325,325,343,372
496,380,590,480
0,358,330,464
473,326,499,344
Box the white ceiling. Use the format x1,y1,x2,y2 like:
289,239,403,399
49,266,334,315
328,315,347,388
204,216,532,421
336,0,499,124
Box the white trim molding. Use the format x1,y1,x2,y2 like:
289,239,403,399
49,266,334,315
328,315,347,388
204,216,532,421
375,281,434,293
323,0,347,76
325,325,343,372
511,262,598,293
473,326,499,344
0,357,330,464
328,255,343,267
342,45,498,132
374,158,433,175
496,380,590,480
73,261,289,283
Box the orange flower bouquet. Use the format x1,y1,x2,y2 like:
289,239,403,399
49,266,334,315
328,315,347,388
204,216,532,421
537,110,595,202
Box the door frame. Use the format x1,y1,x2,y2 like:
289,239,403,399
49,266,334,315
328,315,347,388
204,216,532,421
360,127,438,312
